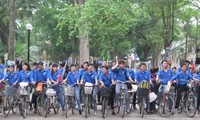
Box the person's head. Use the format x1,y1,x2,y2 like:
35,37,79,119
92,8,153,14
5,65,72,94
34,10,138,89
88,64,93,72
172,67,176,72
49,63,52,70
8,65,14,72
52,64,58,72
181,63,187,72
139,63,147,71
38,61,44,69
162,60,168,69
112,61,116,66
59,62,65,68
184,60,190,67
32,62,38,70
102,66,109,74
23,62,31,71
83,62,89,70
102,60,107,66
70,64,76,72
118,59,125,68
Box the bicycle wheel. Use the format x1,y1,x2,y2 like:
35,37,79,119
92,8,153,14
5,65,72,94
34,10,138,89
159,95,174,118
186,94,197,118
121,94,126,118
37,94,45,116
43,99,50,118
20,97,27,118
2,96,11,118
129,93,135,112
177,97,184,114
85,96,88,118
12,101,18,114
141,98,145,118
65,97,69,118
53,97,60,114
102,97,108,118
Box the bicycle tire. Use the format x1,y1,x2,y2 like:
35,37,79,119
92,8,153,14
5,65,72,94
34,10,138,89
12,102,18,114
85,96,88,118
43,99,49,118
159,95,174,118
37,95,45,116
121,94,126,118
141,98,145,118
186,94,197,118
102,97,107,118
65,97,69,118
177,97,184,114
21,97,27,118
2,96,11,118
53,97,60,114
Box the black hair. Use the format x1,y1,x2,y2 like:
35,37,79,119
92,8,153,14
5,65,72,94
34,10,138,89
23,62,31,71
52,64,58,68
70,64,76,68
83,61,89,66
102,66,108,70
60,62,65,67
172,67,177,69
162,60,168,64
184,60,191,64
33,62,38,66
139,63,146,67
49,63,52,67
38,61,44,66
181,63,187,68
88,63,94,67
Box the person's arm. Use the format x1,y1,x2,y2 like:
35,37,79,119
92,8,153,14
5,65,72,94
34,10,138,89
126,69,133,82
156,71,160,81
63,72,69,83
99,74,105,87
148,72,152,84
111,62,118,71
134,72,138,83
94,72,98,86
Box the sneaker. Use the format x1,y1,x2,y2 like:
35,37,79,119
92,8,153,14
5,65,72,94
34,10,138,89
94,111,97,116
112,111,116,115
79,110,82,115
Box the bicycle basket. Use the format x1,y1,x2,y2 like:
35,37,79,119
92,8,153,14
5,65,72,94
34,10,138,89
137,87,149,97
84,86,93,94
149,92,157,103
163,81,171,94
18,88,29,96
100,87,111,97
5,86,17,96
46,88,56,96
63,85,74,96
128,84,138,93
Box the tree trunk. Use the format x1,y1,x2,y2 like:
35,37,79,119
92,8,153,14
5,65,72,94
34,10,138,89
8,0,16,60
77,0,89,66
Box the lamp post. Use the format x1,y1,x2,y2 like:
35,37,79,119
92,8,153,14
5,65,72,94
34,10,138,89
26,23,32,63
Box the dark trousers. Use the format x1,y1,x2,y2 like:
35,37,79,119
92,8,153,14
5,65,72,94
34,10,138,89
175,84,189,109
197,86,200,111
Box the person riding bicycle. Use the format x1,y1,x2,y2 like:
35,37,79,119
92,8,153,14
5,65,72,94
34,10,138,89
81,63,98,116
172,63,198,113
99,66,116,115
135,63,152,114
0,62,18,87
31,61,48,113
156,60,174,105
177,60,191,74
63,64,82,115
49,64,65,115
111,59,133,114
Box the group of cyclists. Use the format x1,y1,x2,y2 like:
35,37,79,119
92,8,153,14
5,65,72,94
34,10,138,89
0,58,200,118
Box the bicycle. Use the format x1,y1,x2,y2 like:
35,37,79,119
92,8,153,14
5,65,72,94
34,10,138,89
18,82,30,118
1,83,18,118
84,82,94,118
100,85,112,118
128,84,137,112
116,81,129,118
63,83,76,118
177,80,197,118
43,84,60,118
158,82,175,118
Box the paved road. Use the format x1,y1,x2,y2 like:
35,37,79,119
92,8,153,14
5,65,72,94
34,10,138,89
1,106,200,120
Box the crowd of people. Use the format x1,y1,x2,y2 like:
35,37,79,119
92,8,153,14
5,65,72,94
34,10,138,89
0,58,200,117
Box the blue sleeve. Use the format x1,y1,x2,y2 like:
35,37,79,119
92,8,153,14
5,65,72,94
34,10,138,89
188,73,193,80
126,69,130,78
81,72,85,81
112,68,118,73
0,72,4,80
48,70,53,80
135,72,138,81
99,74,103,81
18,72,21,82
172,73,179,81
66,72,70,80
94,71,98,80
148,72,152,81
30,71,35,83
97,69,101,77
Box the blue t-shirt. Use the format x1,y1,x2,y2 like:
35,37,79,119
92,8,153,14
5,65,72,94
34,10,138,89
18,70,31,82
129,69,135,80
78,68,87,80
0,72,4,80
112,67,130,82
66,71,79,85
30,69,37,82
82,71,97,84
172,71,193,85
177,67,191,74
50,70,61,82
4,72,18,86
157,69,174,84
135,70,151,83
99,73,113,87
36,68,48,83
